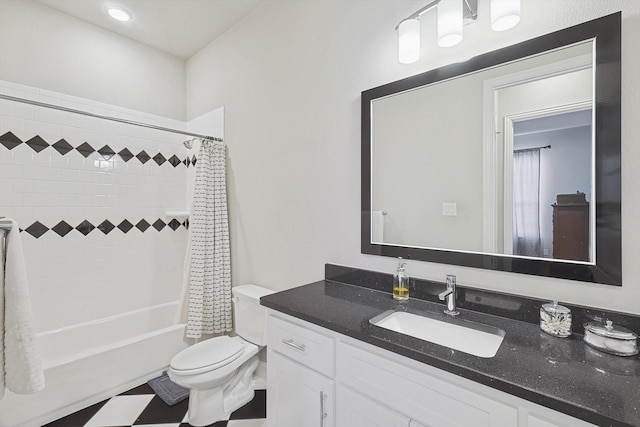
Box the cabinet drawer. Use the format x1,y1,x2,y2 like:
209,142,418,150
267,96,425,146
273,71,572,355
336,342,518,427
267,314,334,377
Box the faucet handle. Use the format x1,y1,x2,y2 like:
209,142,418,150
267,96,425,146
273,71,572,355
446,274,456,287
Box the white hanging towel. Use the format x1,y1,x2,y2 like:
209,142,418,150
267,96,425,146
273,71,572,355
185,141,232,339
0,219,45,400
371,211,385,243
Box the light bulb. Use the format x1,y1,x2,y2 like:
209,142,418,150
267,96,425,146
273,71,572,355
438,0,463,48
398,19,420,64
491,0,520,32
107,7,131,22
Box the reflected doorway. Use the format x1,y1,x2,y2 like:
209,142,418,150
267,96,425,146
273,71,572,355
506,108,593,260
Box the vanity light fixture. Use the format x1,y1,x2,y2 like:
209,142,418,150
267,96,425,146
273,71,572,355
397,0,477,64
397,0,522,64
106,6,132,22
490,0,521,31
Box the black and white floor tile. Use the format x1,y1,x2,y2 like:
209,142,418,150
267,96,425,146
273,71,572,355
43,384,266,427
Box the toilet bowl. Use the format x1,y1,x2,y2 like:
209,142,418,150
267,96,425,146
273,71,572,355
169,284,274,427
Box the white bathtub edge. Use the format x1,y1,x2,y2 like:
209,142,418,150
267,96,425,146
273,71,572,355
21,369,166,427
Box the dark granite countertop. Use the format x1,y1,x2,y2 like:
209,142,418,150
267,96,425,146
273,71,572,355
260,279,640,427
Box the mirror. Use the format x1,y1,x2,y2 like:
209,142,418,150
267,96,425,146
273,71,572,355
362,13,621,285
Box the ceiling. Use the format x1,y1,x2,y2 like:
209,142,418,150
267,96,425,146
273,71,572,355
35,0,266,59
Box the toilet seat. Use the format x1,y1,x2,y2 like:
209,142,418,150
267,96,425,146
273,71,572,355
170,336,246,375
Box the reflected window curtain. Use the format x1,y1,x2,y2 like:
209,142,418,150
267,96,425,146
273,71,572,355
513,149,542,257
186,140,231,339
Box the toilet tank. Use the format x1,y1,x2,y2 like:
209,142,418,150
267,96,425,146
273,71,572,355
232,284,275,346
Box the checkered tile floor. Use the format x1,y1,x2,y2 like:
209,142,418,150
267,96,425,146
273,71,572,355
43,383,266,427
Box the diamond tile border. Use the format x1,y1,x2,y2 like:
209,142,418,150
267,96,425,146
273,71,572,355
0,131,196,168
21,218,187,239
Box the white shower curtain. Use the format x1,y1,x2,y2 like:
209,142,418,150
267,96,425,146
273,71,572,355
513,149,542,257
185,140,231,339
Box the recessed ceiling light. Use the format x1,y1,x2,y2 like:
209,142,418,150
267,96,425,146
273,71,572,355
107,6,131,22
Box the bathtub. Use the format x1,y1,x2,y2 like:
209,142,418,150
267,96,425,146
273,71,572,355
0,302,189,427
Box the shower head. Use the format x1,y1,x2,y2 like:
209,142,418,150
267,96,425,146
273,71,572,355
183,138,198,149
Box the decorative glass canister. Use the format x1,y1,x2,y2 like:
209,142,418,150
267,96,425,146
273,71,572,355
540,301,572,337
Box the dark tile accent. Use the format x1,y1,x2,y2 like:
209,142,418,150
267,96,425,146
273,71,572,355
152,153,166,166
0,131,22,150
98,145,116,160
97,220,115,235
25,135,49,153
134,395,188,425
118,147,134,162
75,220,95,236
184,157,191,167
42,399,109,427
169,155,182,167
136,150,151,164
76,142,95,158
183,219,189,229
136,219,150,232
229,389,267,420
24,221,49,238
51,138,73,155
51,220,74,237
15,218,186,239
191,155,197,166
152,219,166,231
117,219,134,234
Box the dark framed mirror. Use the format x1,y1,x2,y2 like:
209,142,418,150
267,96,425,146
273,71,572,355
361,12,621,285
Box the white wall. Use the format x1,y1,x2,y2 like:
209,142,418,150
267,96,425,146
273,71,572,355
0,0,186,121
186,0,640,314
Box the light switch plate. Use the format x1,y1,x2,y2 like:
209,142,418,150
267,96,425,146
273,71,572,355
442,202,457,216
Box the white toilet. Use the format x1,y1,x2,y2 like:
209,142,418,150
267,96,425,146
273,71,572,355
169,284,274,426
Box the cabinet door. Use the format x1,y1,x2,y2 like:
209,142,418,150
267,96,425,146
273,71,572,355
336,384,410,427
267,350,334,427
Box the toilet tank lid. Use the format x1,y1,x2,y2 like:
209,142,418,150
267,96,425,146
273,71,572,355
232,284,275,302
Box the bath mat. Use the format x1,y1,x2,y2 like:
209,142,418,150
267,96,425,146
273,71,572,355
147,374,189,406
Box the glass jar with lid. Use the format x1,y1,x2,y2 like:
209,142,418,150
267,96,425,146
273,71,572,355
540,301,572,337
584,320,638,356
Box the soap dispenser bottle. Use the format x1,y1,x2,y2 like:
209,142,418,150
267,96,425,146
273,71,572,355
393,258,409,301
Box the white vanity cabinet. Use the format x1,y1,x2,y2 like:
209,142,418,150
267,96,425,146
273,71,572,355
266,311,597,427
266,314,335,427
336,384,411,427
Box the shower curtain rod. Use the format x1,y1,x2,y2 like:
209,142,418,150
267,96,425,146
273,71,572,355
0,94,223,143
514,144,551,153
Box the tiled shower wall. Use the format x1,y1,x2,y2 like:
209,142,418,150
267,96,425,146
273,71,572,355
0,80,190,332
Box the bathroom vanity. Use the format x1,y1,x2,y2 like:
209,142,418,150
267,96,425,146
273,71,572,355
260,266,640,427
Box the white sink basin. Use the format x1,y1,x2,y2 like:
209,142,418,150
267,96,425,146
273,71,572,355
370,310,505,358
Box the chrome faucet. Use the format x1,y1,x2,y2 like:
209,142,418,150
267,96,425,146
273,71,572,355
438,275,459,316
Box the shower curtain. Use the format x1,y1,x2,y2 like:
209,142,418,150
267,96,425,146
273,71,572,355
513,148,542,257
185,140,231,339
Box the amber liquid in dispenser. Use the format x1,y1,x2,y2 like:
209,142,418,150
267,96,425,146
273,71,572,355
393,286,410,300
392,257,409,301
